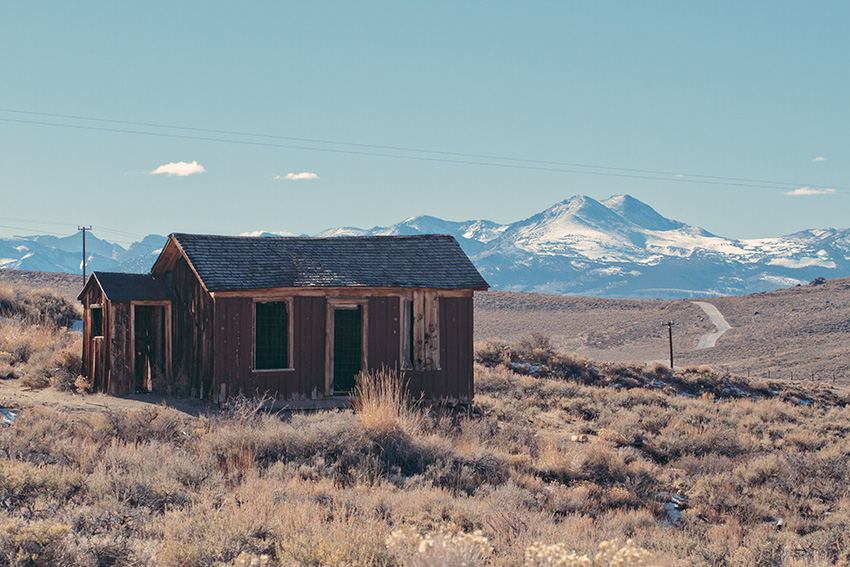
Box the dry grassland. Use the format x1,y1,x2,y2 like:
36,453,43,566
0,270,84,303
1,277,849,565
475,276,850,385
0,365,847,566
0,330,848,566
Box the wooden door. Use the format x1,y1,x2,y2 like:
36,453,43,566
332,306,362,393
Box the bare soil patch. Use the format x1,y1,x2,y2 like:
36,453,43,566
0,377,216,417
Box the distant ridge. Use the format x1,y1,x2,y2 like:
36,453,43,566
2,194,849,298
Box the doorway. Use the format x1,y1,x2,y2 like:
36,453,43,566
134,305,166,392
332,306,363,393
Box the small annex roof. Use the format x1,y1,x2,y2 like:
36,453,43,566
78,272,177,302
163,233,489,292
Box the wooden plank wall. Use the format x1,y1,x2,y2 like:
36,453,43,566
213,295,326,401
367,296,401,374
172,255,214,397
294,295,326,399
80,285,103,387
213,296,252,399
108,301,132,395
406,296,473,402
209,291,472,402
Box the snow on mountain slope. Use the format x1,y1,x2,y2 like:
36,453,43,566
315,215,510,257
0,234,167,276
3,196,849,299
469,195,850,297
477,195,732,264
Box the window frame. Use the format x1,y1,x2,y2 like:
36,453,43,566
253,298,294,372
90,305,104,338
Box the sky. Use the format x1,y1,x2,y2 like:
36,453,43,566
1,1,848,248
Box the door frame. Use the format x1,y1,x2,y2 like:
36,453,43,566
324,298,368,396
129,300,172,392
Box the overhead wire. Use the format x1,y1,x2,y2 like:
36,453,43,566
0,109,846,193
0,223,71,237
0,216,145,239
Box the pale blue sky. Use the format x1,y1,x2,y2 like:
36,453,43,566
1,1,847,246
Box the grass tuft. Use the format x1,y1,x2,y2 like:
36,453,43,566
351,367,423,437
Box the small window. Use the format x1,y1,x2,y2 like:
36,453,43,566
254,301,289,369
91,307,104,337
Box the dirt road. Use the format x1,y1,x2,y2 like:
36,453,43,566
692,301,731,349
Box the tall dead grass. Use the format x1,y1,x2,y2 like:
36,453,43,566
351,367,424,437
0,285,82,389
0,285,80,327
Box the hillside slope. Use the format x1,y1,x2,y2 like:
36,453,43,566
475,276,850,384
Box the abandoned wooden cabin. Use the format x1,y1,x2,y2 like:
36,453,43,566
78,233,489,402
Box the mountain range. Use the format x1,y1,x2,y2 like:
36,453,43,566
3,194,848,299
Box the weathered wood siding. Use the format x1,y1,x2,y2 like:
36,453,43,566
213,295,326,401
293,295,327,399
81,285,109,393
171,255,214,397
108,301,132,395
366,296,401,373
212,296,251,399
405,296,473,402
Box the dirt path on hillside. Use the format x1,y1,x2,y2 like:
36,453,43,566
692,301,732,349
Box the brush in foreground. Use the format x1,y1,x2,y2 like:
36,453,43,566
351,367,421,436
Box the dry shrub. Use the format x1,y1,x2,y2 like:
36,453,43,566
352,367,424,437
514,332,556,365
0,285,80,327
525,538,653,567
386,526,492,567
73,374,91,394
1,320,81,390
0,360,17,380
649,361,669,375
276,499,393,567
474,338,511,367
0,521,71,567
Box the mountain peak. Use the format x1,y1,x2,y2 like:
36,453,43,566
601,194,685,232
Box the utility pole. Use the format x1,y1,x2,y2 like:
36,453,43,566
663,321,674,370
78,226,92,286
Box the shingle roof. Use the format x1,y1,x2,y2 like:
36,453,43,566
170,233,489,292
91,272,177,302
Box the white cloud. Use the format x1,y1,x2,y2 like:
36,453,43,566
240,230,294,237
150,161,206,177
783,187,836,196
673,174,685,178
812,156,827,162
275,172,319,181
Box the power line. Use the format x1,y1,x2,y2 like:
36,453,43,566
0,107,825,189
1,109,846,193
0,222,142,246
0,216,145,240
0,223,71,237
0,216,78,228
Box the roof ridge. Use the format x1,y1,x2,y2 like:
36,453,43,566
171,232,456,241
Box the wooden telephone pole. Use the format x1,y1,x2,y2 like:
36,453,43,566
78,226,92,285
663,321,674,369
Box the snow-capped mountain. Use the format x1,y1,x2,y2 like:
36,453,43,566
0,233,166,276
315,215,508,255
470,195,850,297
2,195,848,298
